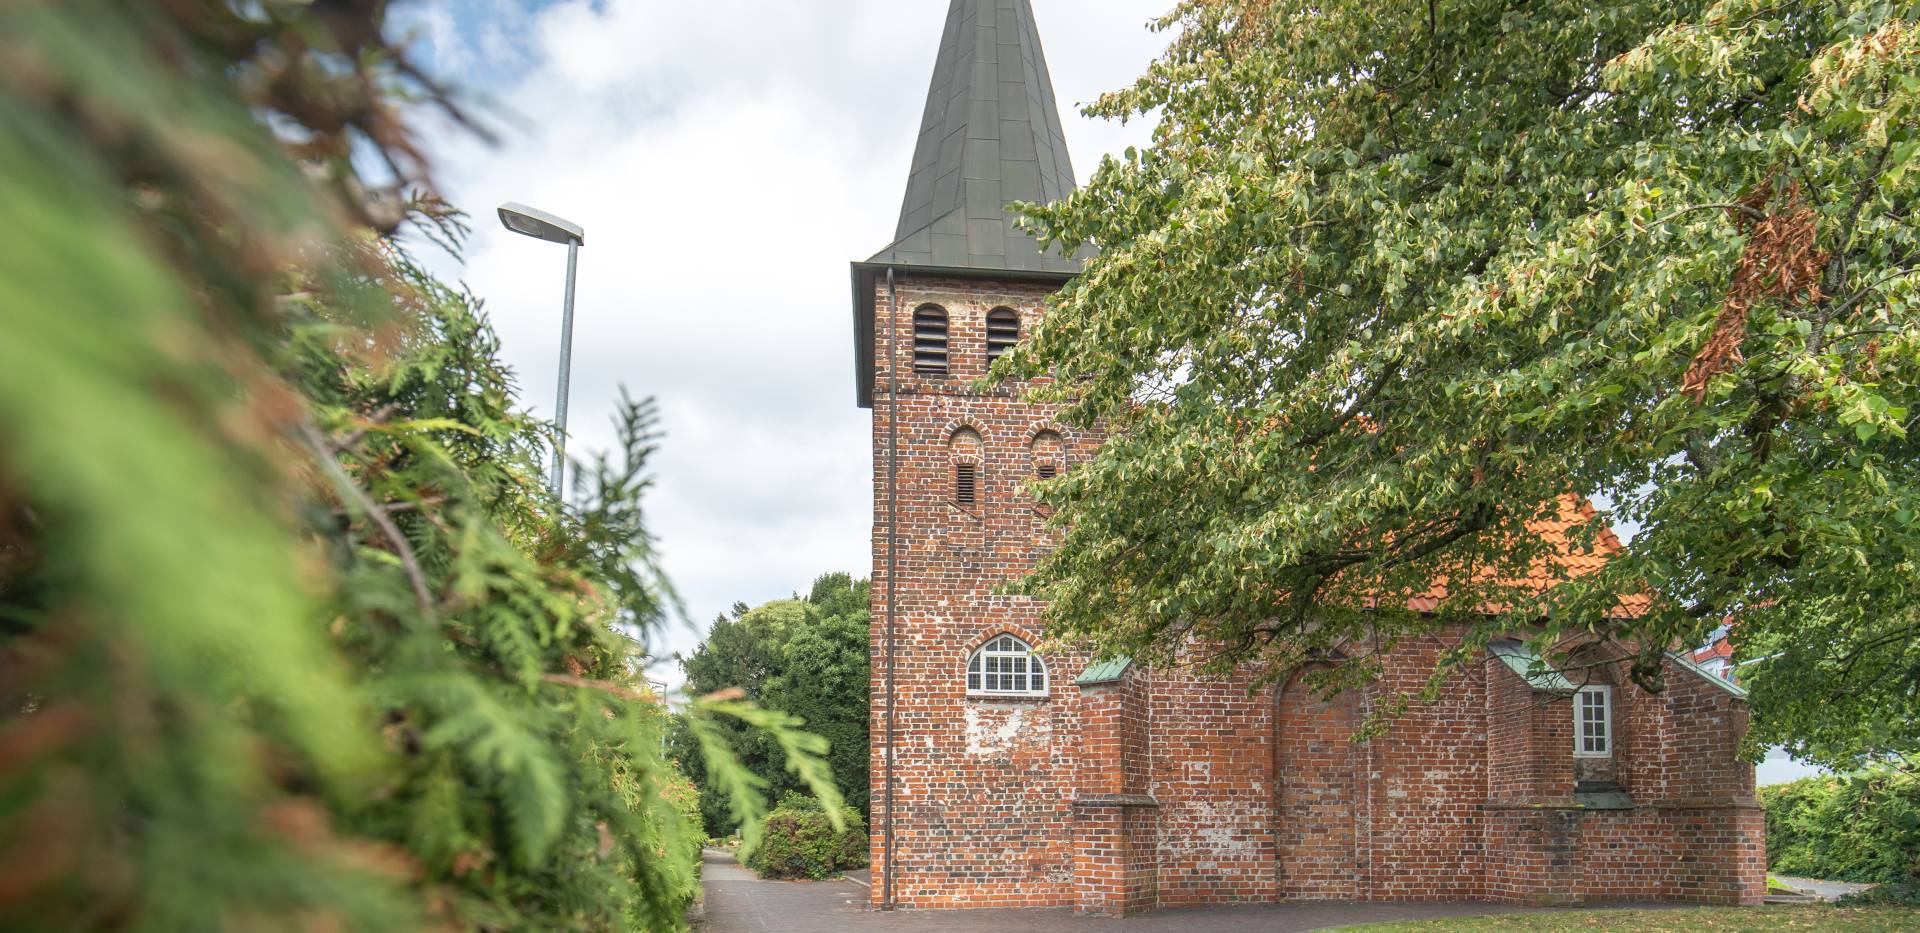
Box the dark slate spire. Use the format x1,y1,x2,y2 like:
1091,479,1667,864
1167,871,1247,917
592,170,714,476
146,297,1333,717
867,0,1086,274
851,0,1091,408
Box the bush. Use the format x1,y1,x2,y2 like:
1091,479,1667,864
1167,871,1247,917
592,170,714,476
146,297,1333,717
1764,766,1920,885
744,798,869,880
1839,883,1920,907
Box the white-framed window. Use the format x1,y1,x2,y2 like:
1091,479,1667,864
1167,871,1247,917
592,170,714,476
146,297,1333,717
966,634,1049,698
1575,685,1613,757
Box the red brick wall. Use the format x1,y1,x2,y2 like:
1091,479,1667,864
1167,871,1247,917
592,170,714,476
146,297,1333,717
1275,670,1364,899
1358,636,1491,901
1073,677,1157,915
1478,647,1763,906
865,274,1764,912
867,276,1097,909
1147,667,1281,907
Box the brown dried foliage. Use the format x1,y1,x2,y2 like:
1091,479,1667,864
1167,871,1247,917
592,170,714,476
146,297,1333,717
1682,176,1829,402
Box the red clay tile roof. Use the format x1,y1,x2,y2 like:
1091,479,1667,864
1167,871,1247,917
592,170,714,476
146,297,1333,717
1689,639,1735,663
1403,495,1650,619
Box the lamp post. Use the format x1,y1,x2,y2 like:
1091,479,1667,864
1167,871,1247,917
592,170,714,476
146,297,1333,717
497,202,586,497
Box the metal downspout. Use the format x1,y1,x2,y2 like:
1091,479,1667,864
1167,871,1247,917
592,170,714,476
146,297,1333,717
882,268,900,911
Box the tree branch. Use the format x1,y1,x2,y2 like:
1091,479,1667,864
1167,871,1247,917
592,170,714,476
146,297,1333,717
300,422,437,627
541,673,654,704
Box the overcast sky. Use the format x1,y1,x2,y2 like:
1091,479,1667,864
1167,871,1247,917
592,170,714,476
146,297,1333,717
391,0,1172,685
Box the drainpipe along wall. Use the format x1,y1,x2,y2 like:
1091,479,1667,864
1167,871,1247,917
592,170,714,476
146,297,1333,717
882,267,899,910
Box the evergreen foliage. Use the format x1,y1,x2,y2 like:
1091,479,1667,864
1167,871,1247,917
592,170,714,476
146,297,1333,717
670,575,871,835
747,806,868,882
743,794,870,881
1002,0,1920,765
1764,766,1920,886
0,2,830,929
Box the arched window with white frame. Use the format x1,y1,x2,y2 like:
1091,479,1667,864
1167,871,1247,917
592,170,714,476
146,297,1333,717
966,634,1048,697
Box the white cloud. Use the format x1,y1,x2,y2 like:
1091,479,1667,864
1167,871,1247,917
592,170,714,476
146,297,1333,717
409,0,1173,685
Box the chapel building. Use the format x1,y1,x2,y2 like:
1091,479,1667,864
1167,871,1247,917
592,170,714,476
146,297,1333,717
849,0,1766,915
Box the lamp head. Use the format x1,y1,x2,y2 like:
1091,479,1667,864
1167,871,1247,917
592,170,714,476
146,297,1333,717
497,202,585,245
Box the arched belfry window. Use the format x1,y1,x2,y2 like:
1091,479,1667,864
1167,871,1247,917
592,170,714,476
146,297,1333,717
949,427,982,509
986,308,1021,367
967,634,1048,697
1031,430,1064,481
913,305,949,376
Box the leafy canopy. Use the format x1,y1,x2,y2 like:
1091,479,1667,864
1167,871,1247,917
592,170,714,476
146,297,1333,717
1005,0,1920,766
1763,764,1920,885
671,574,871,835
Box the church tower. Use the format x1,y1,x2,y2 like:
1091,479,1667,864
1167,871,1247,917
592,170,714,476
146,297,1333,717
848,0,1765,918
851,0,1097,910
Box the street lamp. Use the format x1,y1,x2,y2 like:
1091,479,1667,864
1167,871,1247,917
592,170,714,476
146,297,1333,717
498,202,586,497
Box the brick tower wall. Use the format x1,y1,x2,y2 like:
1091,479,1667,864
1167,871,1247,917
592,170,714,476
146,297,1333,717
867,275,1099,908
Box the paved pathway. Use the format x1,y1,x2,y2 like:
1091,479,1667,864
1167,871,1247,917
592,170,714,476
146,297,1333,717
696,849,1590,932
1773,876,1876,902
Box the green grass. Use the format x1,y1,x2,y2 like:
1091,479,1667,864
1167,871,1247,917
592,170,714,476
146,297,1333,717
1343,906,1920,932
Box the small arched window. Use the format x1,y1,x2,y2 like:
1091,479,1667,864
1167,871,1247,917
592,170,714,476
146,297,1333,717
950,427,982,509
986,308,1021,367
967,634,1048,697
1031,430,1064,481
913,305,949,376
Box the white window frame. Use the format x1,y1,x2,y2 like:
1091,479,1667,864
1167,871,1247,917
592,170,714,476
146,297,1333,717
966,634,1049,698
1574,685,1613,758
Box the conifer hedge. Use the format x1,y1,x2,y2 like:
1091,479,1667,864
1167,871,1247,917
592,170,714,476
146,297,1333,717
0,2,831,929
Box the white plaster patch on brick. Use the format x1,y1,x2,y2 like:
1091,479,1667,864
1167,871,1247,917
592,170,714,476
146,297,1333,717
1160,800,1262,858
964,703,1051,756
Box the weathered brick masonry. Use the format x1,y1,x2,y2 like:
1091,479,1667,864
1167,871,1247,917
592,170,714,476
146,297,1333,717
855,0,1763,915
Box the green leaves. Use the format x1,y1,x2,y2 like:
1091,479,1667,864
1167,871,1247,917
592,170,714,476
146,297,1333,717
669,576,872,837
0,2,730,929
416,676,571,868
1764,765,1920,885
1004,0,1920,763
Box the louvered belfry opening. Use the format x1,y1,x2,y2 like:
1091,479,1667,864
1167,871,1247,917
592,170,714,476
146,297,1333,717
955,463,978,508
1032,429,1065,481
986,308,1021,367
913,305,949,376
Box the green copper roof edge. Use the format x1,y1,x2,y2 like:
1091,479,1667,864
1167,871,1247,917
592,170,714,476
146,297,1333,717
1666,651,1750,699
1488,640,1576,692
1077,656,1133,686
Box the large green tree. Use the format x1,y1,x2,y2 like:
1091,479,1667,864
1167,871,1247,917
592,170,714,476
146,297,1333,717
672,574,871,834
1005,0,1919,767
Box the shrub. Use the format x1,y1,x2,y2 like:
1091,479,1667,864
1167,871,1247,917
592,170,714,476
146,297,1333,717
1764,766,1920,885
1839,883,1920,907
777,791,823,812
744,798,870,880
